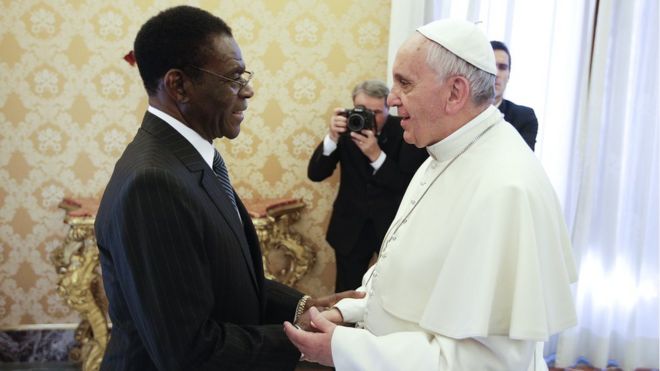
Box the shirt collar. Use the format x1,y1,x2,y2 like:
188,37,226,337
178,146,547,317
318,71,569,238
147,106,215,169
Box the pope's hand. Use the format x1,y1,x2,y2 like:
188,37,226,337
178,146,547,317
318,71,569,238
284,307,336,367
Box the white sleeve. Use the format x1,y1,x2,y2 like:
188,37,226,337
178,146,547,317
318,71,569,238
332,266,375,323
331,327,536,371
333,296,367,324
322,134,338,155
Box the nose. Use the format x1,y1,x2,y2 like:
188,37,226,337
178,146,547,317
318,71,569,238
239,82,254,98
387,91,401,107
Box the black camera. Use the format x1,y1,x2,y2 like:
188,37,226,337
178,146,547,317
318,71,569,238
340,105,375,134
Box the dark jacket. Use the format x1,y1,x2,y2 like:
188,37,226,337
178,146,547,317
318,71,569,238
95,112,302,371
498,99,538,150
308,115,428,254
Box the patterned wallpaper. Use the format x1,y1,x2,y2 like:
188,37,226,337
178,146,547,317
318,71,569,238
0,0,391,326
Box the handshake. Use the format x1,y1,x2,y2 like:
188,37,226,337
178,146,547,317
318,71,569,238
289,290,364,331
283,290,366,366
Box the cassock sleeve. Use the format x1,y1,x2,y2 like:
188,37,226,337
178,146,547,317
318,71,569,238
331,328,538,371
333,266,371,322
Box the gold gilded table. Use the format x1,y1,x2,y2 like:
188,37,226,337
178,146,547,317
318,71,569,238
52,196,315,371
51,198,107,371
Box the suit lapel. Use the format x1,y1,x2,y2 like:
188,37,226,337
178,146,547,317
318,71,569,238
140,112,259,292
199,168,258,289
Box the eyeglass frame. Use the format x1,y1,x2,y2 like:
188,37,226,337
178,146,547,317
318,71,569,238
190,66,254,91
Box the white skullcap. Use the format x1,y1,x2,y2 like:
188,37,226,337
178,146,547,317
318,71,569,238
417,19,496,75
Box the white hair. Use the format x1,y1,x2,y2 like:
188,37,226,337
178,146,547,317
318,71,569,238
424,39,495,106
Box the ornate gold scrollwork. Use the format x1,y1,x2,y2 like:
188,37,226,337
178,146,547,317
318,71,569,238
249,199,316,286
52,201,109,371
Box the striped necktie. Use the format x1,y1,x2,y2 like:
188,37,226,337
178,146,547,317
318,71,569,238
212,149,239,216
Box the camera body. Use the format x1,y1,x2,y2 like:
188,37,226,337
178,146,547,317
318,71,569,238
340,105,375,134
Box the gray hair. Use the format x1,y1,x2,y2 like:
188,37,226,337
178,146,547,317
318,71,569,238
352,80,390,102
424,40,495,106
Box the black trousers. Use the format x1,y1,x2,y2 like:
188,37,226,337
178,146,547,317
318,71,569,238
334,221,379,292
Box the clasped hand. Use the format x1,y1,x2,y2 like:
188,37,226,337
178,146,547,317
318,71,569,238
285,290,364,366
284,307,342,367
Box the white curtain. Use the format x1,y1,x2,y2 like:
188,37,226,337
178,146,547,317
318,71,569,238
387,0,659,369
386,0,440,88
555,0,659,369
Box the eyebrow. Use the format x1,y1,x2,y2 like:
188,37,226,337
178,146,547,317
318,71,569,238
393,72,411,83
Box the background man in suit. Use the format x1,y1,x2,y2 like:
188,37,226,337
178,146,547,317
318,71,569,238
95,6,357,370
491,40,539,150
308,80,428,292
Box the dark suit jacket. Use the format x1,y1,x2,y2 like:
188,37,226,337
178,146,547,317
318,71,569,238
95,112,302,371
307,115,428,255
498,99,538,150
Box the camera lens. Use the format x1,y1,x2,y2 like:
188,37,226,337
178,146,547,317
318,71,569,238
347,114,365,132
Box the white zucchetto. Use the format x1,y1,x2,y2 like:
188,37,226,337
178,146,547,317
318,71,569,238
417,19,497,75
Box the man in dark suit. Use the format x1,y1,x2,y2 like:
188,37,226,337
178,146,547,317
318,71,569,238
95,6,358,370
308,80,429,292
491,40,539,150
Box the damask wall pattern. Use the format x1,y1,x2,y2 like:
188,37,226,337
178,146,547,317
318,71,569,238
0,0,391,326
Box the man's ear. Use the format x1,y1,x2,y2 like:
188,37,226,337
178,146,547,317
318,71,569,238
163,69,189,103
446,75,470,114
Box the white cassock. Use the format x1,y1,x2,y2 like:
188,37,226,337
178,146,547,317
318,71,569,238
331,105,577,371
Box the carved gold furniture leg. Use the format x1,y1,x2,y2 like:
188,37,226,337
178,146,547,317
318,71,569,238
52,199,109,371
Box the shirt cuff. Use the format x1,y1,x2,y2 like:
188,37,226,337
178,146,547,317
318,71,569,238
322,134,338,156
370,151,387,172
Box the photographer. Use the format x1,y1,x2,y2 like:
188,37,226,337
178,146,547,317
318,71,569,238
308,80,428,292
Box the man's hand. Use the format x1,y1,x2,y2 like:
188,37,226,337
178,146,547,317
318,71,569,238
296,307,345,331
295,290,363,331
284,307,336,366
306,290,365,310
320,307,344,324
351,129,382,162
328,108,348,142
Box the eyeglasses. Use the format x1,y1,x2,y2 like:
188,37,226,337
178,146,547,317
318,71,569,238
191,66,254,91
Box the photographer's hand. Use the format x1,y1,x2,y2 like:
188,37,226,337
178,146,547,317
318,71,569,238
328,108,347,142
351,129,382,162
